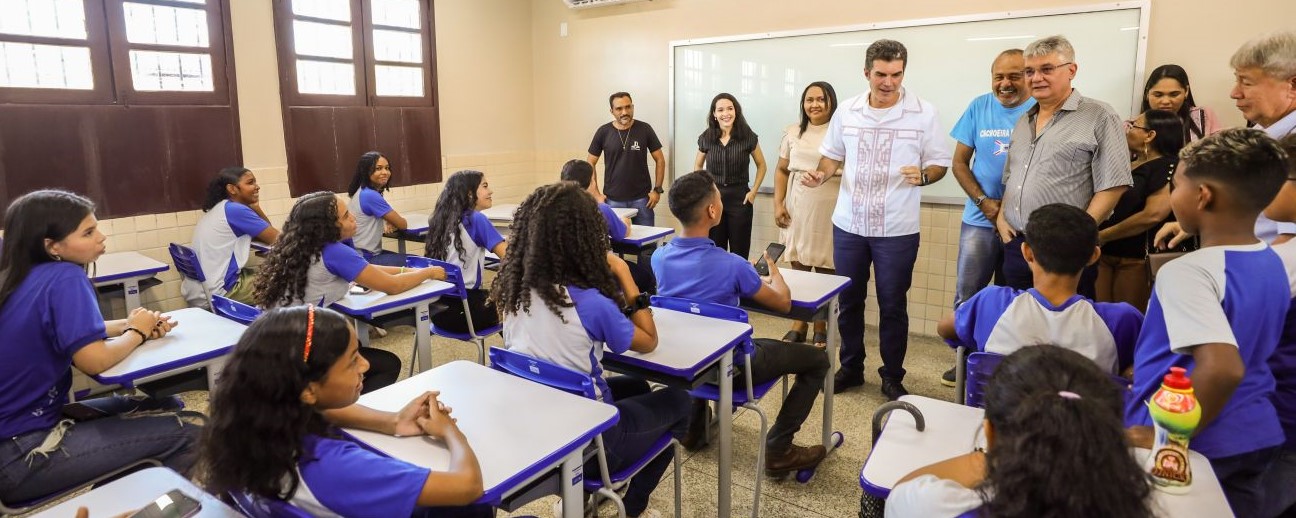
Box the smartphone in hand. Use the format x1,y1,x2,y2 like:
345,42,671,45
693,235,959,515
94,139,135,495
128,489,202,518
753,243,787,276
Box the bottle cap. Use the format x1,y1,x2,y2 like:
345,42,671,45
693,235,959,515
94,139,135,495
1162,366,1192,390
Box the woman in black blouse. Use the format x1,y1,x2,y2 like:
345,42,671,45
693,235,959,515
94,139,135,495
1095,109,1184,312
694,93,767,259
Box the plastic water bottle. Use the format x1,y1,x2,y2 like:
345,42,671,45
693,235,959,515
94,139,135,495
1145,367,1201,492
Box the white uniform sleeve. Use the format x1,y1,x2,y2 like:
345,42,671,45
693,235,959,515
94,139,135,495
1154,257,1237,353
921,103,953,169
818,108,847,162
884,475,983,518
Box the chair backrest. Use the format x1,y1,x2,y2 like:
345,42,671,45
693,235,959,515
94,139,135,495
964,351,1005,408
406,256,468,299
650,295,753,356
229,492,315,518
212,295,262,325
168,243,205,283
489,347,599,401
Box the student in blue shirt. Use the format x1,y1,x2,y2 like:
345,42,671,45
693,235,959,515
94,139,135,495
347,151,410,266
1257,134,1296,518
1128,129,1291,517
255,191,445,393
201,305,491,518
0,190,201,504
183,167,280,307
937,203,1142,376
560,159,632,239
425,170,507,334
652,170,831,474
492,182,689,518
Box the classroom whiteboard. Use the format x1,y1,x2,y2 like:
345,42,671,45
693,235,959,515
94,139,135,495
669,3,1148,203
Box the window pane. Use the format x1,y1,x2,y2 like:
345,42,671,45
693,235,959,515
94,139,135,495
372,29,420,63
123,3,209,48
292,0,350,22
297,59,355,95
371,0,419,29
0,42,92,89
0,0,87,39
129,50,213,91
374,64,421,97
293,20,352,59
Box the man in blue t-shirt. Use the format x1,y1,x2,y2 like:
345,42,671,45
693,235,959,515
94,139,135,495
653,170,830,476
941,49,1035,386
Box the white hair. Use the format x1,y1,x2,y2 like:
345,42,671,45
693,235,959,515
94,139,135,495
1024,35,1075,63
1231,31,1296,80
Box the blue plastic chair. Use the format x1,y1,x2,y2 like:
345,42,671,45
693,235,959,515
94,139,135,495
168,243,211,309
490,347,681,518
958,349,1133,409
0,459,163,515
229,491,315,518
211,294,261,325
408,256,499,368
652,295,776,518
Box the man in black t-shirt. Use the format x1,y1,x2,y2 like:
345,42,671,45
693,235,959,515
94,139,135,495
587,92,666,226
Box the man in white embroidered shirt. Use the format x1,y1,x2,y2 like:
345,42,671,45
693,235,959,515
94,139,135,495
802,39,952,400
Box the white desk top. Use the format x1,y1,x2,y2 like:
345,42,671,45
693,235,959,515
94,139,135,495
331,279,454,318
34,467,241,517
483,203,636,222
345,360,618,504
777,268,852,310
602,307,750,378
92,251,169,283
94,308,246,385
401,212,431,234
861,395,1233,517
614,225,674,246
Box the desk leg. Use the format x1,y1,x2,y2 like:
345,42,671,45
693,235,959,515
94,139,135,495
206,357,226,388
823,296,841,452
413,303,433,373
718,349,734,516
396,238,408,255
355,319,372,349
124,280,141,310
559,450,584,518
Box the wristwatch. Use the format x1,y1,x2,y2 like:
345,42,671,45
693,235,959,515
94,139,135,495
652,185,665,194
973,195,987,206
622,292,652,317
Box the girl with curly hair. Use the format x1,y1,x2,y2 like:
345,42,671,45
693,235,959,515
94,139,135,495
424,170,507,334
182,166,279,307
492,182,689,518
200,305,490,517
347,151,410,266
886,345,1152,518
255,191,444,392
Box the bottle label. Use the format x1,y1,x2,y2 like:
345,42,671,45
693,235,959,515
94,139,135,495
1150,447,1192,485
1152,389,1197,414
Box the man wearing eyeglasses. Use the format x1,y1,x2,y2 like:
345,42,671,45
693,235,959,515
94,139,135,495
995,35,1132,298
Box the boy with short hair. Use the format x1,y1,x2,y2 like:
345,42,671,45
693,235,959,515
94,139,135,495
937,203,1141,375
1258,134,1296,518
561,159,632,239
1126,128,1291,517
652,170,830,475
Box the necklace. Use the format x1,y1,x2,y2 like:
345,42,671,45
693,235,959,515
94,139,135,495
616,121,633,150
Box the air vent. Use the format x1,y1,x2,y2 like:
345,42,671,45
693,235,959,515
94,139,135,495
563,0,650,10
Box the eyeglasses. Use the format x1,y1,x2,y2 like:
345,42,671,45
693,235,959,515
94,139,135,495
1124,119,1150,131
1023,62,1072,78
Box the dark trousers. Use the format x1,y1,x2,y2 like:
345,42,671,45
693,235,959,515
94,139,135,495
710,184,754,259
1002,233,1098,299
833,227,920,381
590,377,691,517
359,348,401,393
739,339,829,450
430,289,500,335
1210,445,1281,518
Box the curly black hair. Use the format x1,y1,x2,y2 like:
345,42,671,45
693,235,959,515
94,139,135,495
491,182,620,320
254,192,342,308
199,305,351,501
425,170,483,261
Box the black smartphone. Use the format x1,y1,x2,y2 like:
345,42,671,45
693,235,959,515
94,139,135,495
753,243,787,276
61,402,109,422
128,489,202,518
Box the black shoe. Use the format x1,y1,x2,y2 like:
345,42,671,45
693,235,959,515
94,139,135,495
832,369,865,394
941,368,956,387
680,401,712,451
881,379,909,401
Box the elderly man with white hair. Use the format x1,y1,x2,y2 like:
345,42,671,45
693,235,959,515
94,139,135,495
994,35,1132,299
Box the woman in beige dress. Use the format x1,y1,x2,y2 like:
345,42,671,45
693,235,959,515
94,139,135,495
773,81,839,347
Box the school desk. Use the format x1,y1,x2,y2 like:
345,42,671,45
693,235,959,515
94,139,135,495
330,278,455,373
34,467,240,517
383,211,431,255
92,251,169,310
482,203,637,230
92,307,246,390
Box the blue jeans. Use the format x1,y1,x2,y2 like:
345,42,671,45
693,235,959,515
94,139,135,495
0,396,203,503
1260,446,1296,517
1211,445,1281,518
832,227,920,381
954,223,1004,308
591,377,690,516
607,197,655,226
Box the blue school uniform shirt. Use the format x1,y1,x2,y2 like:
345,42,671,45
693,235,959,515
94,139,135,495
948,93,1035,228
0,262,107,437
599,202,627,239
348,187,395,255
504,286,633,401
949,286,1139,374
272,242,369,308
182,200,270,306
1125,243,1289,459
1269,240,1296,448
651,236,763,306
441,212,504,290
291,434,429,518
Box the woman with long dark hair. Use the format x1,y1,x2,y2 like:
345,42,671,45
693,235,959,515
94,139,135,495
0,190,201,504
693,93,767,259
200,306,490,517
347,151,409,266
424,170,507,334
492,182,689,518
255,191,444,392
183,166,279,307
1095,110,1185,311
1141,64,1219,143
887,345,1152,518
773,81,839,346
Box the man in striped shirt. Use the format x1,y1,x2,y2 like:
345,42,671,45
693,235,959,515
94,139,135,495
995,35,1132,299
